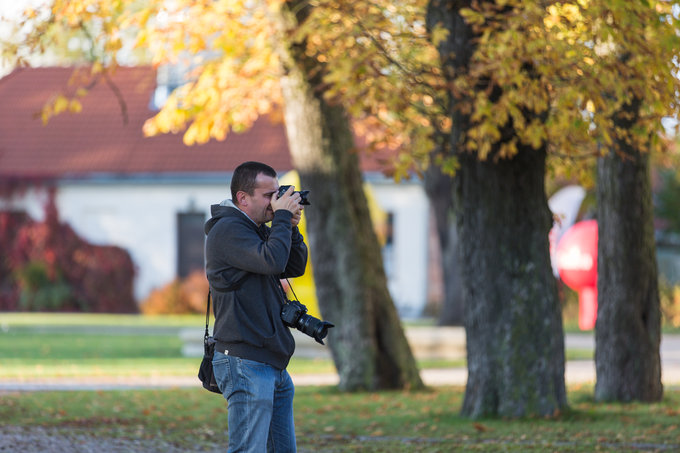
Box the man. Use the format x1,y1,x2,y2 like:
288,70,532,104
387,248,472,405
204,161,307,452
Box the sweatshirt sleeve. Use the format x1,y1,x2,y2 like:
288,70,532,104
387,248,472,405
209,210,294,276
282,226,308,278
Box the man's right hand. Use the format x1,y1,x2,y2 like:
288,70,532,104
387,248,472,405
271,186,302,214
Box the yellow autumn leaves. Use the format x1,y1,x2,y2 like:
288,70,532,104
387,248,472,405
11,0,680,168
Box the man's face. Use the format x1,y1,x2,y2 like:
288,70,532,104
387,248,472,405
240,173,278,226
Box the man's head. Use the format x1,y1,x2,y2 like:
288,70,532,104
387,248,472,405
231,161,279,225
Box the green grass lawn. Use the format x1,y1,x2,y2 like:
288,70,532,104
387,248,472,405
0,314,338,378
1,386,678,451
0,312,205,328
1,312,679,451
0,312,599,380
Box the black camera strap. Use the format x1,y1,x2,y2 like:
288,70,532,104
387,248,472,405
285,278,300,301
204,290,212,342
277,277,302,305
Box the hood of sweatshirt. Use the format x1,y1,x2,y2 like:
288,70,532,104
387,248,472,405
204,199,253,235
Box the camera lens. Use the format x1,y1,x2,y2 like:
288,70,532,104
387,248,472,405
313,322,331,342
297,314,334,344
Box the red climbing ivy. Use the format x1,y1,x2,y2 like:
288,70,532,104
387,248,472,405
0,188,137,313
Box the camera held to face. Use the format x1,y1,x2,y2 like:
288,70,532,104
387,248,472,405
281,299,333,344
277,185,311,205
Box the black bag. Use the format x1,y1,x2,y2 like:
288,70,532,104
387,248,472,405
198,290,221,394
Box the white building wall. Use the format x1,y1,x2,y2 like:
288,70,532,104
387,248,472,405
369,179,430,318
54,181,224,301
6,176,430,317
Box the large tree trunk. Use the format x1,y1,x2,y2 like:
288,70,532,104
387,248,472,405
275,3,423,391
428,0,566,417
595,102,662,402
456,148,566,418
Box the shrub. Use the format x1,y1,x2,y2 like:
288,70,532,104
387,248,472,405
0,190,137,313
15,260,75,311
0,211,31,310
660,278,680,328
141,270,209,315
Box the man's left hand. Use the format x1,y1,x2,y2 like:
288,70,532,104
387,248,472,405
291,208,303,227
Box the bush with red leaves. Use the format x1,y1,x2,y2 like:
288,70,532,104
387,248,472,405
0,189,137,313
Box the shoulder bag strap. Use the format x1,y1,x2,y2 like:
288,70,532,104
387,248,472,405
204,289,212,341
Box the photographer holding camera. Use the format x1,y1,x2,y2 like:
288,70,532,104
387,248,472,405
204,161,308,452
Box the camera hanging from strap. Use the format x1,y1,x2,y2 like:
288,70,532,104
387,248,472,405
279,278,334,345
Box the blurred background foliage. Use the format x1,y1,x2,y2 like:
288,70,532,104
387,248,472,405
0,190,136,313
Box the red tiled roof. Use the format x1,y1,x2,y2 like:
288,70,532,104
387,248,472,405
0,66,294,178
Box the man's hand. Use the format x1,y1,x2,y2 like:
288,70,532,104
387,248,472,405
271,186,302,214
291,208,303,227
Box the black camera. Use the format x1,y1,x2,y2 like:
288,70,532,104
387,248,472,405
277,185,311,205
281,299,334,344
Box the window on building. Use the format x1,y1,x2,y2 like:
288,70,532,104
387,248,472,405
177,212,206,278
150,64,189,111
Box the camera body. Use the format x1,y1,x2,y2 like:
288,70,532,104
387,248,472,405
277,185,311,206
281,299,333,344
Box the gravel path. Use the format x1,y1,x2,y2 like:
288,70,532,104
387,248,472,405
0,426,335,453
3,425,677,453
0,425,224,453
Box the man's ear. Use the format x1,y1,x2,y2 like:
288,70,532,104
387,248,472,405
236,191,248,207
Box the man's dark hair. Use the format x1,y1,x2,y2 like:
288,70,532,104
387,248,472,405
231,161,277,202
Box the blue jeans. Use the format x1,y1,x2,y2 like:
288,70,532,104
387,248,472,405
212,351,296,452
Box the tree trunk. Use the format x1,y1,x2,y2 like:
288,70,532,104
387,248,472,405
275,3,423,391
428,0,566,417
424,162,464,325
456,148,566,418
595,103,662,402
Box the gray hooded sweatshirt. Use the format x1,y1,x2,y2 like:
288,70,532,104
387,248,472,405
204,200,308,370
